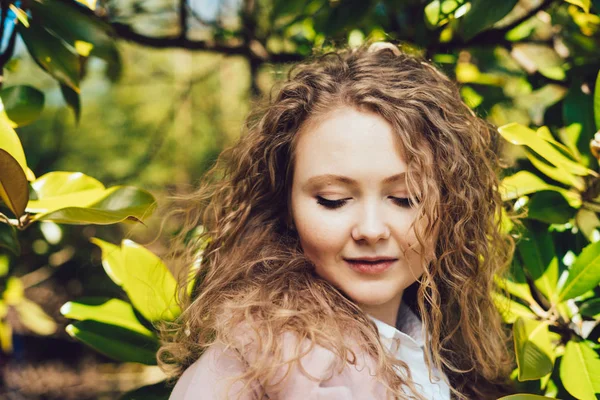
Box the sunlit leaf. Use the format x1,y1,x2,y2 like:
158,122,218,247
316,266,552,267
517,221,559,304
559,240,600,301
0,108,28,172
560,341,600,400
500,171,581,207
90,238,180,322
15,299,56,335
525,149,584,190
66,320,159,364
0,86,44,127
513,318,556,381
566,0,591,13
61,298,155,337
498,123,594,177
492,292,537,323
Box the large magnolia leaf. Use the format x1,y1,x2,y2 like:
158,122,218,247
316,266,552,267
29,0,116,58
66,320,158,365
558,240,600,301
517,221,559,304
61,298,154,337
91,238,180,322
0,86,44,127
460,0,518,40
500,171,580,207
25,172,156,225
17,22,80,91
0,148,28,218
560,341,600,400
498,123,595,177
513,318,556,381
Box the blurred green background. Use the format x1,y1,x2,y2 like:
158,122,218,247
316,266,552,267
1,0,600,398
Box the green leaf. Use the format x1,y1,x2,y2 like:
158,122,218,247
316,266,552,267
510,44,566,81
0,148,29,218
60,298,155,337
461,0,518,40
90,238,180,322
60,83,81,123
15,299,56,335
66,320,159,365
595,69,600,131
424,1,442,27
313,0,371,36
499,257,536,304
526,191,576,225
0,223,20,256
559,240,600,301
579,298,600,318
492,292,537,323
17,22,80,91
563,84,596,167
513,318,556,381
500,170,581,207
0,86,45,127
119,380,172,400
498,395,555,399
0,254,9,277
517,221,559,304
25,172,156,225
560,341,600,400
29,0,116,59
0,109,28,173
498,123,594,177
576,209,600,242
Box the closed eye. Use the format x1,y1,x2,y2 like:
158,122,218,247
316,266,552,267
390,196,415,208
316,196,349,209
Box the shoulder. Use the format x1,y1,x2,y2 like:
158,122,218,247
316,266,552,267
170,329,387,399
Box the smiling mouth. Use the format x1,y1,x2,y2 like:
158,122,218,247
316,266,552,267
344,259,397,274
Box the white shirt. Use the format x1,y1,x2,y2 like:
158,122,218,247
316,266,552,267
368,302,451,400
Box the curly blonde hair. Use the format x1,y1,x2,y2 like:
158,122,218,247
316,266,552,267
157,42,517,399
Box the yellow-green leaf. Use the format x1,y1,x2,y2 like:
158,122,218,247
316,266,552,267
0,108,27,172
500,170,581,207
0,86,45,127
60,298,154,337
513,318,556,381
559,240,600,301
3,276,24,305
15,299,56,335
560,341,600,400
0,319,13,353
492,292,537,324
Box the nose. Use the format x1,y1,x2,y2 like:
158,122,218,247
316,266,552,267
351,201,391,244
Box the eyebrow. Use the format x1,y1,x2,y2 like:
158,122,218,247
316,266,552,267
303,173,407,189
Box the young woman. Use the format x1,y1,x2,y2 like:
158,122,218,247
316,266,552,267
159,42,516,399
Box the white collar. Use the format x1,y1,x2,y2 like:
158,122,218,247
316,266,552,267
368,302,425,350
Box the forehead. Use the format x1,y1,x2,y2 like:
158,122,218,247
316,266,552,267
292,107,408,182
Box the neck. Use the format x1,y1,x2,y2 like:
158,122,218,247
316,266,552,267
359,291,403,327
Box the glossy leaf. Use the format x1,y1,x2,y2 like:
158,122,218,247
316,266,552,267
500,171,580,207
560,341,600,400
517,221,559,304
461,0,518,40
15,299,57,335
498,123,594,177
26,172,156,225
90,238,180,322
0,223,20,256
513,318,555,381
492,292,537,324
17,22,80,91
60,298,155,337
0,148,28,218
29,0,116,59
526,191,576,225
559,240,600,301
525,149,584,190
0,109,28,172
0,86,44,127
66,320,158,365
579,298,600,318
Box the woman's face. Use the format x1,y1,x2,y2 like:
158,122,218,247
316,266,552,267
290,106,432,322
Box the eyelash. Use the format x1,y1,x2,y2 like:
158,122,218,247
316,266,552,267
316,196,414,209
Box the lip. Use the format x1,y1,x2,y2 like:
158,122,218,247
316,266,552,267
344,258,397,274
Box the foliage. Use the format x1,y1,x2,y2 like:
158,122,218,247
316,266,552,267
1,0,600,398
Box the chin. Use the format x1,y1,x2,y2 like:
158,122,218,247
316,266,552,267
342,281,404,307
